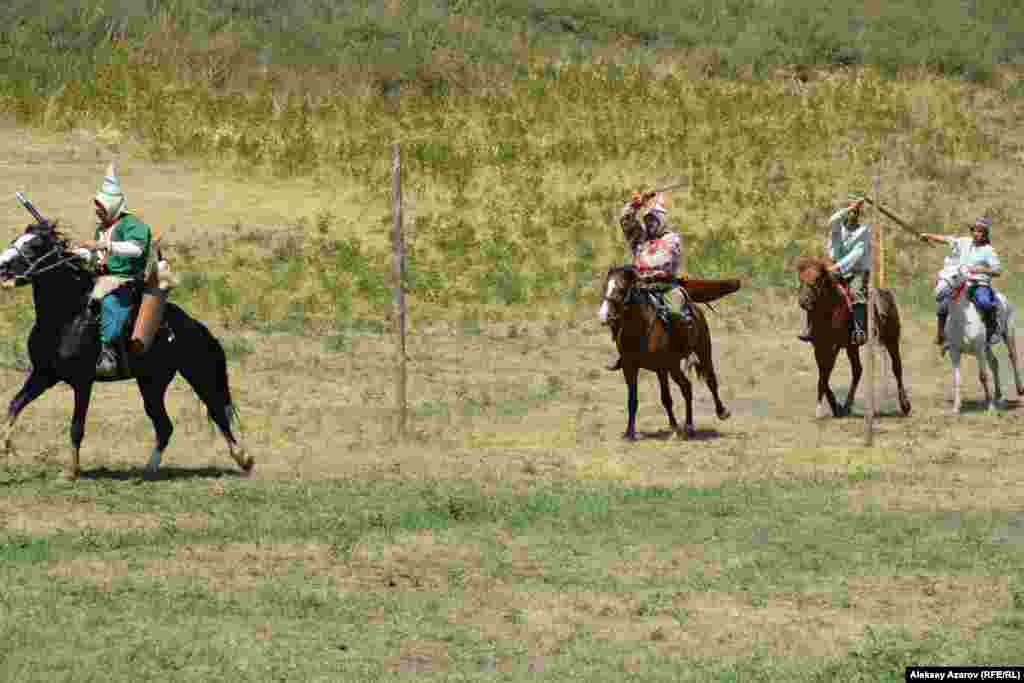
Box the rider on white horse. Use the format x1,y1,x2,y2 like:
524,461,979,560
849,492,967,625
921,215,1001,346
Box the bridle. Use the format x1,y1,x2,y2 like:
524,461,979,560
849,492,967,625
6,235,86,283
801,266,839,303
602,271,637,323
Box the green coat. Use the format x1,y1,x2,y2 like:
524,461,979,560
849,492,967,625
96,213,151,277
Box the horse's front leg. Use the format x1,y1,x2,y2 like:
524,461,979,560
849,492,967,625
669,366,696,438
814,344,842,418
843,344,863,416
656,370,679,433
3,371,57,456
66,381,95,481
622,365,640,441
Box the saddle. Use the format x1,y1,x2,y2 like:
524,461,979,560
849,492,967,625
833,278,868,345
58,280,173,380
636,284,694,327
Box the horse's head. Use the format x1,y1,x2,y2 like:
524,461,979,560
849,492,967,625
598,265,638,325
935,261,969,302
796,256,835,311
0,222,72,288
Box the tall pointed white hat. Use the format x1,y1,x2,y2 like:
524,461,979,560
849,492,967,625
95,161,126,217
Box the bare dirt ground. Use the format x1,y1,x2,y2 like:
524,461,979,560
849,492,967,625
1,118,1023,517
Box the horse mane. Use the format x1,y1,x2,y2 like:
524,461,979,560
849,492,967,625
795,255,832,274
28,221,72,247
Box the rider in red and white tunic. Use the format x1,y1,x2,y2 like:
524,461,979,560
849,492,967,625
606,191,691,370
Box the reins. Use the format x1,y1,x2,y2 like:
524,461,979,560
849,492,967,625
14,241,87,281
605,278,664,351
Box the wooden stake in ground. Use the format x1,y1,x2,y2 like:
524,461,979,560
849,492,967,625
392,143,407,440
865,176,880,446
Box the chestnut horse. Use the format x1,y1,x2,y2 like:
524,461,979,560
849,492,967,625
797,256,911,417
599,266,730,440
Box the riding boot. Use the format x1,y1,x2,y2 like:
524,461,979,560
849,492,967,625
797,311,813,342
935,312,947,346
851,325,866,346
96,343,120,378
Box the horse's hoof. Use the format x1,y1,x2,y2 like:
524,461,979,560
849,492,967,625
622,432,637,442
230,446,255,474
61,468,80,482
716,407,731,421
685,425,697,439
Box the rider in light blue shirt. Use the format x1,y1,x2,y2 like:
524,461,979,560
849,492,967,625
920,216,1001,344
799,192,871,345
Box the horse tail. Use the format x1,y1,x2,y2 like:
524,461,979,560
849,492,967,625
874,288,901,342
214,339,241,430
167,304,241,434
689,304,712,382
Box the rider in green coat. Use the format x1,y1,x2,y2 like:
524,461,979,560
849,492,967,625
78,163,153,377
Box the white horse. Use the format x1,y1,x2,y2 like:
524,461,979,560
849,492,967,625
936,264,1024,413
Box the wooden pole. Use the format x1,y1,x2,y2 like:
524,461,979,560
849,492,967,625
865,176,880,446
878,215,885,289
392,143,407,440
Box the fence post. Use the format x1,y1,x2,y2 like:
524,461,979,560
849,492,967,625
392,143,407,440
865,176,880,446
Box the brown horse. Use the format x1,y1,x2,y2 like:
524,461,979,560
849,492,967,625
599,266,730,440
797,256,911,418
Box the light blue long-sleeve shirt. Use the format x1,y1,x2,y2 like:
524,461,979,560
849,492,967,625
828,207,872,276
946,236,1000,286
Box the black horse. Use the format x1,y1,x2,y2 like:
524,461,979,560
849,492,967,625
0,221,253,480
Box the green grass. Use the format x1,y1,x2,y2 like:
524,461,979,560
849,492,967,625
1,0,1021,104
1,466,1022,679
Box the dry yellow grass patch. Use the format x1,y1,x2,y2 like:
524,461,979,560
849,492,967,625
843,575,1011,632
848,478,1024,512
0,496,208,534
144,543,334,591
388,639,452,675
47,558,131,590
139,533,486,593
449,574,1010,658
603,543,721,579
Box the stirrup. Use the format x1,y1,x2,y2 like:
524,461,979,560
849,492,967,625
851,328,866,346
96,344,122,378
